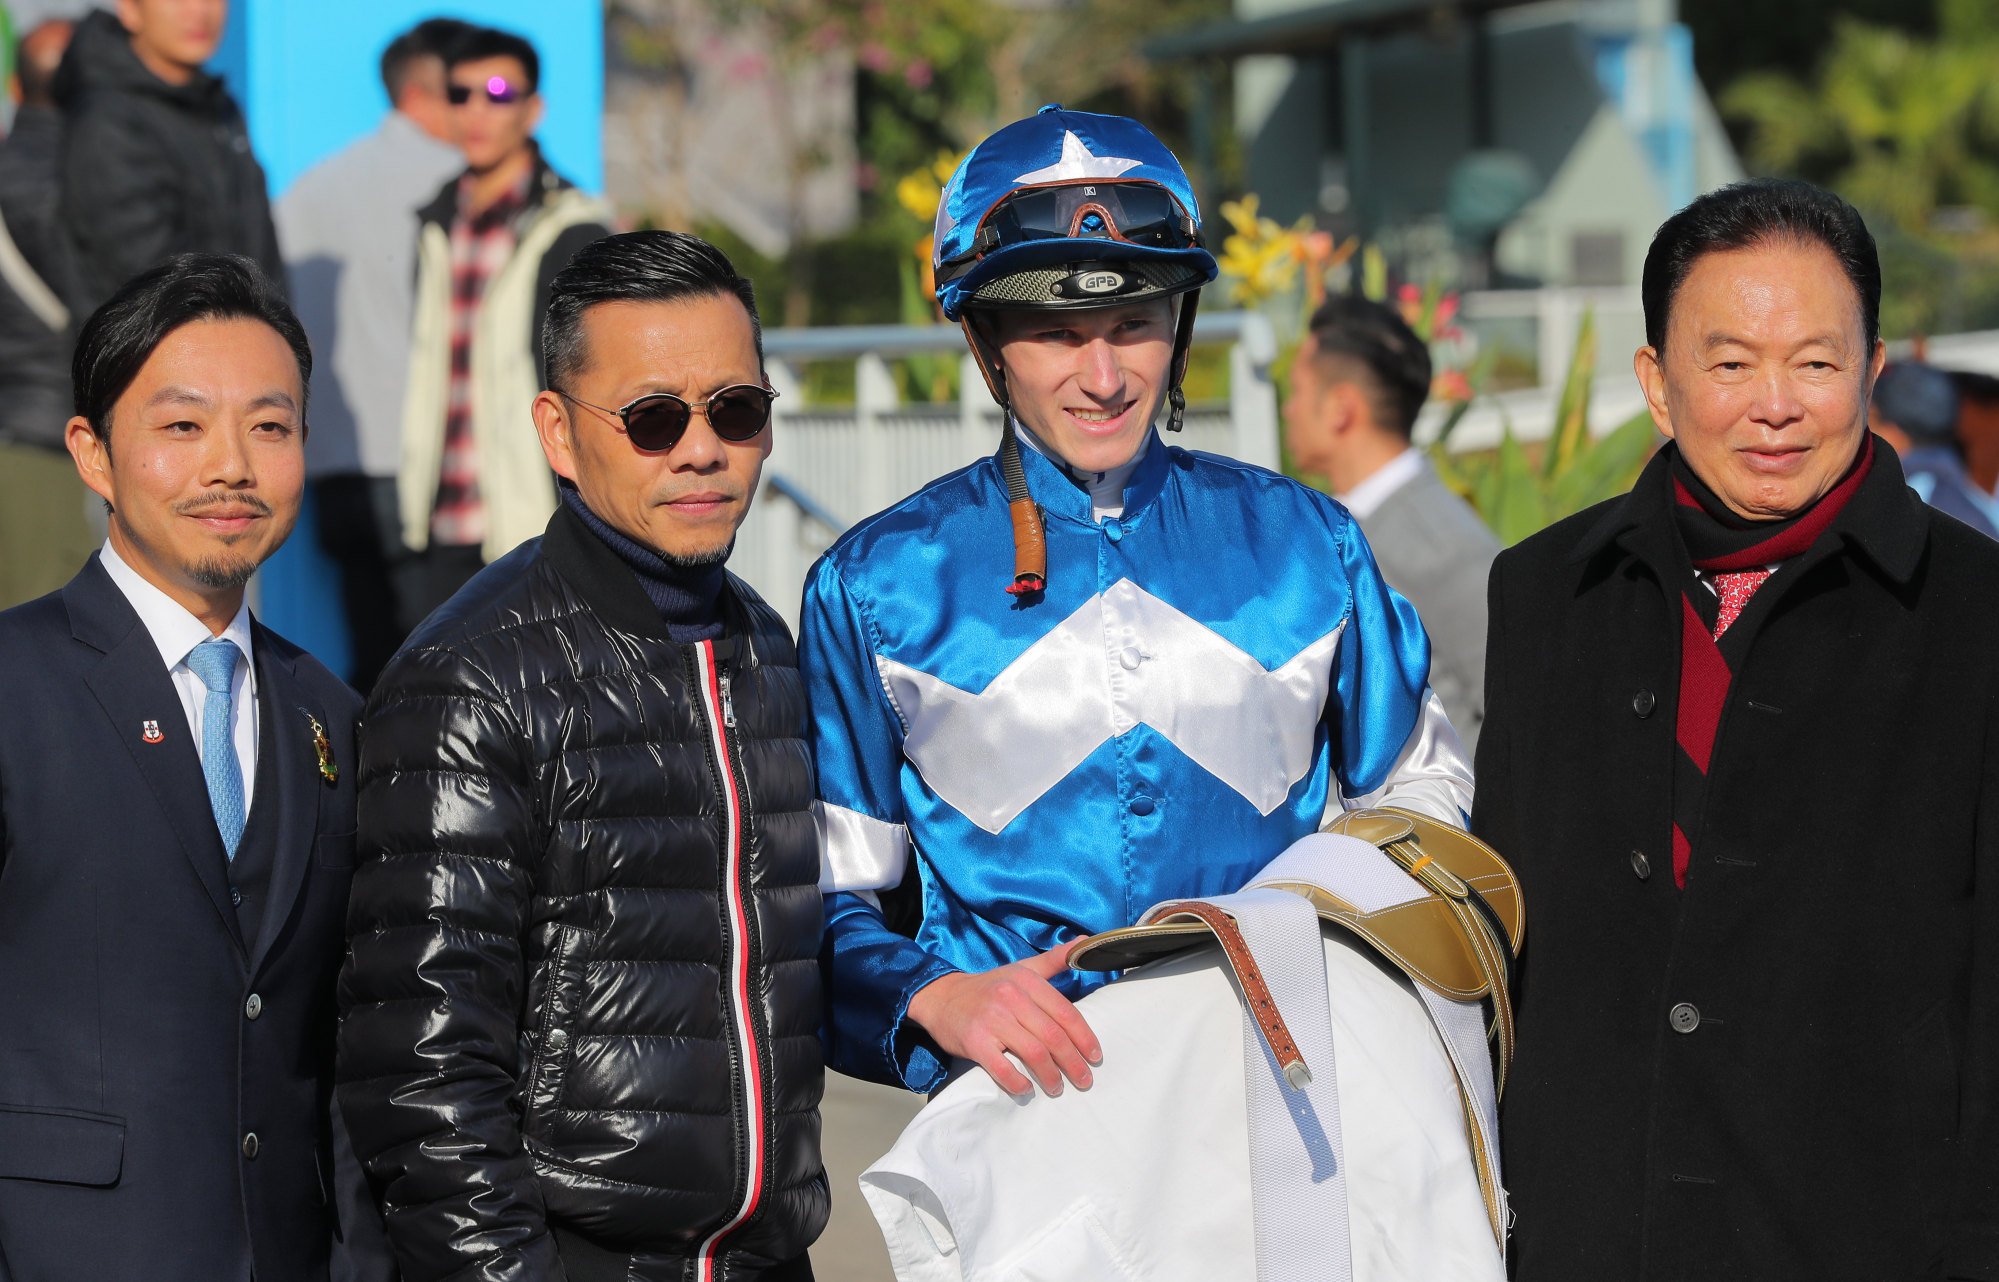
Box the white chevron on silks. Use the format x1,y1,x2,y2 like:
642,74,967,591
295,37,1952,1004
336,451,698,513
875,579,1344,835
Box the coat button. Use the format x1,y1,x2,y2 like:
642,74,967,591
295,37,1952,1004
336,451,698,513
545,1027,570,1053
1119,647,1142,671
1632,690,1657,718
1129,795,1156,816
1103,518,1125,543
1630,850,1651,880
229,885,242,907
242,1132,260,1160
1669,1002,1701,1034
244,993,262,1020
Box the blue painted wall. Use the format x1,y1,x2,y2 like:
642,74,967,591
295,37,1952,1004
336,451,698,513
217,0,605,679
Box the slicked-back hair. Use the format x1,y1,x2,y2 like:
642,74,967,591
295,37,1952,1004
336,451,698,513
380,17,474,102
445,24,540,94
73,253,311,440
542,231,763,393
1303,294,1433,439
1642,178,1880,354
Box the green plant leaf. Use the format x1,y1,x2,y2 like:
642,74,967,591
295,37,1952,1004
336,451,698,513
1545,308,1597,480
1548,411,1662,522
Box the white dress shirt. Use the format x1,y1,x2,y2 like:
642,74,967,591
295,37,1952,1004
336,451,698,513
1334,445,1425,521
100,541,259,812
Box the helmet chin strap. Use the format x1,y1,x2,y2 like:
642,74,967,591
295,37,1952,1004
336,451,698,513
962,317,1048,597
1166,288,1202,433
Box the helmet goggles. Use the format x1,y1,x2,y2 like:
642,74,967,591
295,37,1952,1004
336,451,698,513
939,179,1199,288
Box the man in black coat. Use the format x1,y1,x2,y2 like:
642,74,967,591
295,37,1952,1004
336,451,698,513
338,231,826,1282
0,19,93,611
1476,179,1999,1278
0,255,391,1280
54,2,284,315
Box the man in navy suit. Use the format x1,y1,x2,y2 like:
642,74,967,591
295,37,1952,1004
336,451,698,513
0,254,393,1280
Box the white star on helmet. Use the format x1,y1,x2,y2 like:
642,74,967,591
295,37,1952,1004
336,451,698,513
1013,131,1143,185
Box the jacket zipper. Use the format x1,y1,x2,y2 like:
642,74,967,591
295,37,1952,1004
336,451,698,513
692,641,765,1282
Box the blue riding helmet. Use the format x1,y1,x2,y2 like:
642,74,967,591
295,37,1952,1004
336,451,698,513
934,107,1220,599
934,105,1218,321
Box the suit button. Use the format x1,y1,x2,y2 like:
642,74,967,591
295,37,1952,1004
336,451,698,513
1669,1002,1701,1034
229,885,242,906
545,1028,570,1053
244,993,262,1021
1119,647,1142,671
242,1132,259,1160
1632,690,1657,718
1130,795,1156,816
1630,850,1651,880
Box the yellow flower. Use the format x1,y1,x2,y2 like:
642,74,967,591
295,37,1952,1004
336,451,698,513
1218,194,1263,240
897,150,967,224
897,171,941,222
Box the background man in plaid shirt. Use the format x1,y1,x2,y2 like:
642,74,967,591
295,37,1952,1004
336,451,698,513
396,24,611,636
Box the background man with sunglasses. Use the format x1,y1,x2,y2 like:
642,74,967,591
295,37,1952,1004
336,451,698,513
340,230,827,1282
803,107,1474,1100
396,23,611,640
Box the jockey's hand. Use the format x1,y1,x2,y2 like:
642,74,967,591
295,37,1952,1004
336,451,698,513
907,941,1103,1097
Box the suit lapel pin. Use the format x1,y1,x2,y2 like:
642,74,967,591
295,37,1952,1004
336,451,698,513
304,709,337,785
141,719,164,744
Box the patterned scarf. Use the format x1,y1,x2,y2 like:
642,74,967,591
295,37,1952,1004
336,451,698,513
1667,435,1873,887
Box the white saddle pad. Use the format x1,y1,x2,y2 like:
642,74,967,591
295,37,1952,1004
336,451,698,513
860,931,1506,1282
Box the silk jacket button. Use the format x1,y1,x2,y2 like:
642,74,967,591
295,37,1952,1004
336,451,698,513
1632,690,1657,718
244,993,262,1020
1129,796,1156,816
1102,518,1125,543
1669,1002,1701,1034
1119,647,1142,671
242,1132,259,1159
1629,850,1651,880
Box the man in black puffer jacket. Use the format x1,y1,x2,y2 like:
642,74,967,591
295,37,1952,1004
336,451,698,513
54,3,284,314
338,231,826,1282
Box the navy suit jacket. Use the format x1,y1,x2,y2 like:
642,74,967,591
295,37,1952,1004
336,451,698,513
0,557,394,1281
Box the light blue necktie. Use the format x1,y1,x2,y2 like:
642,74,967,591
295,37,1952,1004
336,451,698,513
185,638,245,861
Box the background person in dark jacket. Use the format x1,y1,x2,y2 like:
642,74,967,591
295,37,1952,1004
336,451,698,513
1476,179,1999,1279
339,231,826,1282
1871,359,1999,539
0,18,93,610
55,1,283,315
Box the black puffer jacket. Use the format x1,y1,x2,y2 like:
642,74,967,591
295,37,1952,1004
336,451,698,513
337,506,828,1282
54,10,284,312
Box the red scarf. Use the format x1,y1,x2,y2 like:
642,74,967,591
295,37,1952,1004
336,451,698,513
1668,435,1874,887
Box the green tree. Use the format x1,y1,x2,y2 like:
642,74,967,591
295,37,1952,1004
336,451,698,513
1719,2,1999,337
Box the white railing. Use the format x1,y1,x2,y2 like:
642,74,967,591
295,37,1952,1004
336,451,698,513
734,311,1281,628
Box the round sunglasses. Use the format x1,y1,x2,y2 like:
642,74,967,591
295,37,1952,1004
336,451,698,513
558,384,778,452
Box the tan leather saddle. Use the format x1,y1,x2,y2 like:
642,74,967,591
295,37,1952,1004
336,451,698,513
1071,809,1523,1076
1069,809,1527,1247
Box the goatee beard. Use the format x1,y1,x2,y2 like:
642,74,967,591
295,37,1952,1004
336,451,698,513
187,556,258,590
661,540,733,570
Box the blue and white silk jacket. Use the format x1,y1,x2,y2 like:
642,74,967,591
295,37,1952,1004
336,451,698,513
800,430,1475,1090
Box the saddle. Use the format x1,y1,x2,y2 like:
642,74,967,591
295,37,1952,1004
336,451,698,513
1069,808,1525,1248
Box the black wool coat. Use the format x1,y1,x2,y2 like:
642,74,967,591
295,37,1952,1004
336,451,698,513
1474,441,1999,1280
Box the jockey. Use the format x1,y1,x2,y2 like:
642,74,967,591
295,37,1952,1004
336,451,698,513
801,105,1476,1097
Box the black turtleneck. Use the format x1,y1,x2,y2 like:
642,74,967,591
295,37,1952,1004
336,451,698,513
559,484,727,643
